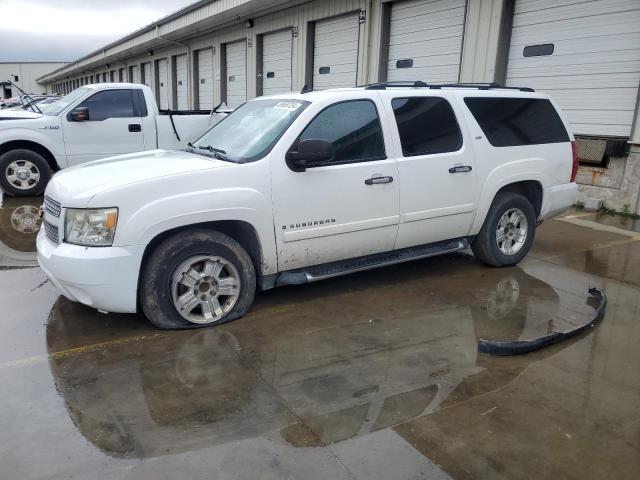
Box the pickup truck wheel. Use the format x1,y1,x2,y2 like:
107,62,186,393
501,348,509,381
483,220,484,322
140,229,256,330
0,149,52,197
471,192,536,267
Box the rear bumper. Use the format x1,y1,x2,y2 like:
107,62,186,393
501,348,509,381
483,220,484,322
541,182,578,220
36,229,144,313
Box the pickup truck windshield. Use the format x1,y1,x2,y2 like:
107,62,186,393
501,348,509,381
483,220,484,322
192,99,309,162
40,87,90,116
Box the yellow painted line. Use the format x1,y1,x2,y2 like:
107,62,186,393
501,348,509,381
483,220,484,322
0,303,303,370
0,333,165,369
561,212,595,219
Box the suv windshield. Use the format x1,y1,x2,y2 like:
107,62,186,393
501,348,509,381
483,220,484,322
40,87,90,116
192,99,309,163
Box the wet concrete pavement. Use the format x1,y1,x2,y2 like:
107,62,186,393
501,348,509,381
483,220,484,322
1,194,639,480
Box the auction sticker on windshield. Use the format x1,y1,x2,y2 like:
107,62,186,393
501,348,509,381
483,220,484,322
273,102,301,111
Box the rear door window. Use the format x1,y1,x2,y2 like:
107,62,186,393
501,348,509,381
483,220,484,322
391,97,462,156
464,97,569,147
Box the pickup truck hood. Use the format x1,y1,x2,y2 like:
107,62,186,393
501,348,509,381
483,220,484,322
47,149,234,206
0,110,43,119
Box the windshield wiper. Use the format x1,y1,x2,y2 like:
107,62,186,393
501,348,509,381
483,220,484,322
187,142,234,162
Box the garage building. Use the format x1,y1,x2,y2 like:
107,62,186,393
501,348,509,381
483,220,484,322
36,0,640,212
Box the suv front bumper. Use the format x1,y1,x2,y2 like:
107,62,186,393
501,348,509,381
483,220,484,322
36,228,144,313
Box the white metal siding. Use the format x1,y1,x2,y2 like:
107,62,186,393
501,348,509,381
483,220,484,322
313,13,360,90
130,65,140,83
157,59,169,110
387,0,466,83
175,54,188,110
142,62,152,87
262,29,293,96
506,0,640,137
197,48,214,109
225,40,247,108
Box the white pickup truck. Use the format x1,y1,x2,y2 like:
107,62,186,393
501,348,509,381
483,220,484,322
37,82,578,330
0,83,227,196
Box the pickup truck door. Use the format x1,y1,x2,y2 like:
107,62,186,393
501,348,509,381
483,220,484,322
381,92,478,249
271,97,400,271
61,89,146,165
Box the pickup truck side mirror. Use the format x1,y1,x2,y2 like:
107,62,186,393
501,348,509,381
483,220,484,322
287,139,335,172
69,107,89,122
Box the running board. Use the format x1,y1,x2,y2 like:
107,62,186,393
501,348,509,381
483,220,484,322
276,238,469,286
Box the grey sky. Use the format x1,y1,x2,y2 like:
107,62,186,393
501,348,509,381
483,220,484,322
0,0,197,62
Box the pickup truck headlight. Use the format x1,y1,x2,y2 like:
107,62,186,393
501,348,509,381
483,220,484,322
65,208,118,246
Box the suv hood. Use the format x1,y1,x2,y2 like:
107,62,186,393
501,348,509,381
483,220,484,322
46,149,234,206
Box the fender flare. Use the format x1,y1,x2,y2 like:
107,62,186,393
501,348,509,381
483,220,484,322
0,128,64,169
470,160,548,234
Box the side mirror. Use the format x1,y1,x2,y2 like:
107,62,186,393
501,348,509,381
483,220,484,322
69,107,89,122
287,139,335,172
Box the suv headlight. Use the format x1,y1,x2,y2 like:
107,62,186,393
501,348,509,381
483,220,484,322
65,208,118,246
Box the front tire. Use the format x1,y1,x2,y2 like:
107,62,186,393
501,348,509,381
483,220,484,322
471,192,536,267
140,229,256,329
0,149,52,197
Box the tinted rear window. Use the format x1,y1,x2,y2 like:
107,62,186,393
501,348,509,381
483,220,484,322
464,97,569,147
391,97,462,156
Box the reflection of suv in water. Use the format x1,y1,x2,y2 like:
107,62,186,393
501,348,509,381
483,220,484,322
37,83,578,329
46,267,563,457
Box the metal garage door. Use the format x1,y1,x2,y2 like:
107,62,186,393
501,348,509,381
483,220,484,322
130,65,139,83
142,62,151,88
262,29,292,96
387,0,466,83
225,40,247,108
197,48,214,109
313,13,360,90
175,54,188,110
506,0,640,137
157,59,169,110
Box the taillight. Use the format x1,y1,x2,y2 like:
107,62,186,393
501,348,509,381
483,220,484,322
570,141,579,182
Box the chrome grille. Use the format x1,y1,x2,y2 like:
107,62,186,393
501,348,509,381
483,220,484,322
43,195,62,218
43,221,60,245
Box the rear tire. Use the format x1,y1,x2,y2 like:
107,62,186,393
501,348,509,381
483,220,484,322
471,192,536,267
0,149,52,197
140,229,256,330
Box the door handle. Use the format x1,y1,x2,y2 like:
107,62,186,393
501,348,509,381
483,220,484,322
449,164,472,174
128,124,142,132
365,175,393,185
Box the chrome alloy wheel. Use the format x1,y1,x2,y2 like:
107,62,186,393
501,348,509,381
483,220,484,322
171,255,241,324
6,160,40,190
496,208,528,255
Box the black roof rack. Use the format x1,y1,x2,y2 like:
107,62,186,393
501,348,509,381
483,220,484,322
363,81,534,92
364,80,428,90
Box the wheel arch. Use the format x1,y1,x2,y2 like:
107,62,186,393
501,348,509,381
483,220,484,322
0,140,59,171
495,180,543,218
471,175,545,235
139,220,264,287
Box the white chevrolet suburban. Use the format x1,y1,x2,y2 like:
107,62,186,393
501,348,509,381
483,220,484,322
0,83,228,196
37,82,578,329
